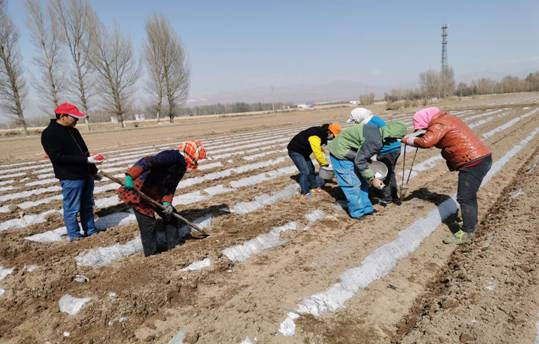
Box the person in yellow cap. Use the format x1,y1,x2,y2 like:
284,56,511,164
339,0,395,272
287,123,341,197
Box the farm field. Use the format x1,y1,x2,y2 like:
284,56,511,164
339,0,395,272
0,92,538,343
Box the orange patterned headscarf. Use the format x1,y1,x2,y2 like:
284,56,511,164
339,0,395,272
178,140,206,170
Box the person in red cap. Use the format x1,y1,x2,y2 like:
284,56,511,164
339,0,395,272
41,102,105,241
118,141,206,256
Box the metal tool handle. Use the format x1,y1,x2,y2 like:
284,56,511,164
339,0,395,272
99,170,209,237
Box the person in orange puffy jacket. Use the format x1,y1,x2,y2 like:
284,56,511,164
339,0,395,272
401,107,492,245
118,141,206,256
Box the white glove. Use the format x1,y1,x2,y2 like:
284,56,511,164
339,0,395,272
87,154,105,165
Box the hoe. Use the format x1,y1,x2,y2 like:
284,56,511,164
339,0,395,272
98,170,209,238
400,130,425,199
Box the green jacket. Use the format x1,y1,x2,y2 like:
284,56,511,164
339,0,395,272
328,121,407,180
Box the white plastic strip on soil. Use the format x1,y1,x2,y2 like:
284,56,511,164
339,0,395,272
58,294,91,315
1,133,294,195
482,107,539,139
74,212,209,267
277,126,539,337
74,185,298,267
26,166,298,243
5,154,292,229
0,146,290,216
535,312,539,344
0,124,302,176
222,210,326,263
0,266,14,297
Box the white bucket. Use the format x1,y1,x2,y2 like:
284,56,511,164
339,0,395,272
369,161,388,179
319,166,334,180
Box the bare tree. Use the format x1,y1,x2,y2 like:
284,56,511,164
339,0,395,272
51,0,93,130
440,67,455,97
419,70,441,99
25,0,64,112
144,17,164,122
89,18,139,128
0,1,28,134
144,14,189,123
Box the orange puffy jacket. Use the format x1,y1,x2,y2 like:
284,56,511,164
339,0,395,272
414,112,491,171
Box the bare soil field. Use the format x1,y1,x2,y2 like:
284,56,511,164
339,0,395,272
0,92,538,344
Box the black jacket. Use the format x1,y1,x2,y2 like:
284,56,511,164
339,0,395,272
287,126,328,157
41,119,97,180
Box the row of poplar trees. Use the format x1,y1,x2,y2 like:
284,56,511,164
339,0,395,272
0,0,189,134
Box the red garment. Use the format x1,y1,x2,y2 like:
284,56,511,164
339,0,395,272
118,150,187,217
414,112,491,171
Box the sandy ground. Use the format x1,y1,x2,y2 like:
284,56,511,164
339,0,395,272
394,151,539,344
0,93,538,344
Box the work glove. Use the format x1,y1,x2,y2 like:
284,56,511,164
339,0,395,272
124,175,134,189
162,201,174,220
87,154,105,165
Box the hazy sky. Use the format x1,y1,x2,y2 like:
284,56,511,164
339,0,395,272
4,0,539,113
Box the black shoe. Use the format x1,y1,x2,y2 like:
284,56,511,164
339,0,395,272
378,199,392,207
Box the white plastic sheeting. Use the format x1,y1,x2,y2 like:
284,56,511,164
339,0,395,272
75,238,143,267
229,166,296,188
231,184,298,215
26,211,134,243
0,185,60,202
168,329,186,344
482,108,539,139
0,179,14,186
75,214,213,267
58,294,91,315
0,266,14,280
223,222,297,263
223,210,326,263
277,125,539,336
0,186,15,193
180,258,211,271
0,209,61,232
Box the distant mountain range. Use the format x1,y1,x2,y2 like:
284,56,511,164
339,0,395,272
187,80,389,106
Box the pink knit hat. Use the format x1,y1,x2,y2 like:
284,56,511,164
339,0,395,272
413,107,441,130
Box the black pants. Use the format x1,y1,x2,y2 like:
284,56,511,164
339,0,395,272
378,150,401,201
134,210,181,257
457,155,492,233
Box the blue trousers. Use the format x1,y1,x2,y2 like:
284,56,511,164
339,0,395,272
288,150,324,194
60,178,97,239
330,155,373,218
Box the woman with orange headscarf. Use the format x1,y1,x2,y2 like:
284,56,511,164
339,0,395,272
118,141,207,256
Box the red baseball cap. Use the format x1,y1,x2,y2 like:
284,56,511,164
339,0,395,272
54,102,86,119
